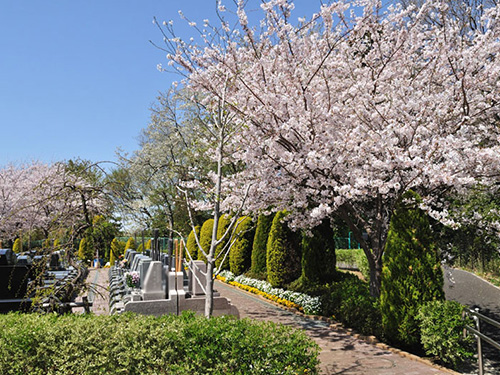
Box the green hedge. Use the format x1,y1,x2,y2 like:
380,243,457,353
0,312,319,375
335,249,369,279
229,216,255,276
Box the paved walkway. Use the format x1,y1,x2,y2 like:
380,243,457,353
215,280,454,375
74,267,109,315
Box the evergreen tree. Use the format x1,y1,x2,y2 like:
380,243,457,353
215,214,231,270
251,214,274,277
301,219,337,284
78,237,93,263
198,219,214,263
186,226,200,261
266,211,302,288
12,238,22,254
229,216,255,275
123,237,136,255
109,238,119,266
380,190,445,349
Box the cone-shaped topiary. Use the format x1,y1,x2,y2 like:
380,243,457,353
301,219,337,284
380,190,445,349
145,239,152,250
186,226,200,261
266,211,302,288
215,214,232,271
198,219,214,263
110,238,125,266
229,216,255,275
78,237,94,262
13,238,22,254
123,237,136,255
251,213,274,277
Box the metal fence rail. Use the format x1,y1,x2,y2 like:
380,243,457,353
463,308,500,375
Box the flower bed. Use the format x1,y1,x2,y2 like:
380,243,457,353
217,271,321,315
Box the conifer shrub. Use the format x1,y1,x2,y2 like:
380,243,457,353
266,211,302,288
301,219,337,284
198,219,214,263
250,213,274,278
380,190,444,349
186,226,200,261
215,214,231,270
417,300,475,369
123,237,136,255
12,238,22,254
146,239,152,250
229,216,255,276
137,243,144,252
78,237,93,262
109,238,123,266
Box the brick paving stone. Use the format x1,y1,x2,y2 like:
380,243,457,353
215,280,455,375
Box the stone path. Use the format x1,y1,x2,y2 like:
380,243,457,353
74,267,109,315
215,280,455,375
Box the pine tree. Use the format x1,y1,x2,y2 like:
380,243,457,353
301,219,337,284
380,190,445,349
266,211,302,288
229,216,255,275
109,238,120,266
198,219,214,263
250,213,274,277
215,214,231,270
186,226,200,261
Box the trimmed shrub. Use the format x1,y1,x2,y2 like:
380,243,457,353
186,226,200,261
215,214,232,270
0,311,319,375
198,219,214,263
145,239,152,250
12,238,22,254
123,237,136,255
229,216,255,276
266,211,302,288
110,238,125,266
78,237,93,262
417,300,475,369
251,213,274,277
380,190,444,349
301,219,337,284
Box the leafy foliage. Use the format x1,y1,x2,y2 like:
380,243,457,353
0,312,319,375
109,238,124,266
77,236,93,262
266,211,301,288
380,191,444,349
186,226,200,261
301,219,337,284
250,213,274,277
12,238,22,254
198,219,214,263
417,300,475,369
319,273,382,337
215,214,231,270
229,216,255,276
124,237,136,254
335,249,370,280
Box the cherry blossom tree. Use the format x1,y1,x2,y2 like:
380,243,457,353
162,0,500,296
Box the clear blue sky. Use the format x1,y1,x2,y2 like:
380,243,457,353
0,1,337,167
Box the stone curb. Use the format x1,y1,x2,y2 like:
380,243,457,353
216,279,460,375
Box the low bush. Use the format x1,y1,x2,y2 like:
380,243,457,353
417,300,475,369
0,311,319,375
320,273,382,337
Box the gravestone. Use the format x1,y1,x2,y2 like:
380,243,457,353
142,261,164,300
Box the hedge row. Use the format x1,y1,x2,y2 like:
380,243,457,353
0,312,319,375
